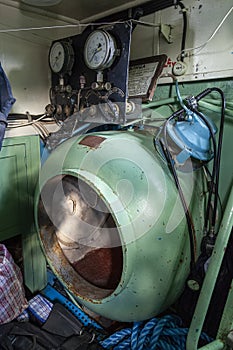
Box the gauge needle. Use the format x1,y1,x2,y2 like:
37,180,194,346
52,51,62,68
90,44,102,62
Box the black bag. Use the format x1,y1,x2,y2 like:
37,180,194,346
0,303,103,350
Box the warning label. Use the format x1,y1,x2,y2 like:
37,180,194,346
128,62,158,97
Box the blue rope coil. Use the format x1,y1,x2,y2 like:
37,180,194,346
100,314,212,350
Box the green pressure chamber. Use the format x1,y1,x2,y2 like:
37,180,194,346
35,129,206,321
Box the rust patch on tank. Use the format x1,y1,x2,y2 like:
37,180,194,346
79,135,106,148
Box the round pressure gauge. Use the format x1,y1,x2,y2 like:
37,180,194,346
84,29,117,71
49,40,74,75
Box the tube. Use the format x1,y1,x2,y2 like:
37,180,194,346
186,184,233,350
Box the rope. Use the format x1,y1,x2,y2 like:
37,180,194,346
100,314,212,350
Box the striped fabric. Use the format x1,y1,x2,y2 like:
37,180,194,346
0,244,28,324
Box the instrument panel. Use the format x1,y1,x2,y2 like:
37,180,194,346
48,21,166,130
49,22,133,124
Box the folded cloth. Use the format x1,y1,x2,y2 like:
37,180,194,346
0,62,16,149
0,244,28,324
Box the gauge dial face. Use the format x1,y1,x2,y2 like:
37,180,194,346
49,41,74,74
84,30,116,71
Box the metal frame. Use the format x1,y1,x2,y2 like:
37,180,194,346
186,185,233,350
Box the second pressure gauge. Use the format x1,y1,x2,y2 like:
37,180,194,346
49,40,74,75
84,29,117,71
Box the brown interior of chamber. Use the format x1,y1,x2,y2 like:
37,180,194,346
72,245,123,289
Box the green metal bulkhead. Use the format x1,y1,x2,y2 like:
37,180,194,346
35,129,207,322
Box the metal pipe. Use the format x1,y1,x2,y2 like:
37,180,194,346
142,97,179,109
203,98,233,108
217,278,233,339
198,340,224,350
80,0,174,24
198,100,233,118
186,184,233,350
142,98,233,120
81,0,149,23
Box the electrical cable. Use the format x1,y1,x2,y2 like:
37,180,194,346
178,5,233,57
0,17,160,34
187,88,225,235
7,114,50,128
152,75,196,268
0,22,122,34
206,87,226,231
8,113,47,120
203,165,223,222
157,116,196,269
153,80,226,268
131,19,159,28
189,108,218,234
32,121,50,139
177,1,187,62
165,85,226,238
162,87,215,236
167,88,213,120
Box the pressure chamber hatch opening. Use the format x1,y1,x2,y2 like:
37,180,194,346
38,175,123,299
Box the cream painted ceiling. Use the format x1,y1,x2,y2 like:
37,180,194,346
0,0,152,45
11,0,152,22
18,0,133,22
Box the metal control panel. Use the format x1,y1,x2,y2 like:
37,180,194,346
48,22,135,124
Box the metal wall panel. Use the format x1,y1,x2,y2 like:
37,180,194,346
131,0,233,82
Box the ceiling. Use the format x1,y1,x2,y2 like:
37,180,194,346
0,0,174,45
11,0,153,22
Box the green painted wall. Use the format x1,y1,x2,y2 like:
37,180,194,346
0,135,47,292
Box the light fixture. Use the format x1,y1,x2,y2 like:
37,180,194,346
21,0,62,6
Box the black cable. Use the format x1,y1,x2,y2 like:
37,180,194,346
155,92,219,267
167,87,223,235
177,1,187,62
190,87,225,233
169,88,213,120
190,108,218,233
204,165,223,221
159,116,196,270
207,87,226,230
8,113,45,120
153,85,225,267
